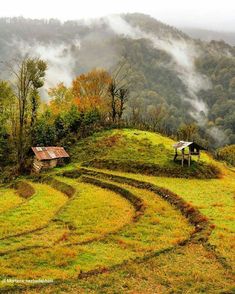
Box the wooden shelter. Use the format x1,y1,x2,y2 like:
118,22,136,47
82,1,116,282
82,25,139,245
173,141,205,167
31,147,70,173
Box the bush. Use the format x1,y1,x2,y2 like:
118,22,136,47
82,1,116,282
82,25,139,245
14,181,35,198
217,145,235,166
0,166,19,184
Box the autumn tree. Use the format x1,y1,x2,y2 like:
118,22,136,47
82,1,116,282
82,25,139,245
109,81,118,122
147,105,167,132
72,69,111,116
117,87,129,120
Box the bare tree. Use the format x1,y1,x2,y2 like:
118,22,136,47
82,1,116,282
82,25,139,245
108,81,118,122
108,60,132,122
117,87,129,121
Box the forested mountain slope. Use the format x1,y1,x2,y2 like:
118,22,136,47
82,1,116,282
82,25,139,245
181,27,235,46
0,13,234,146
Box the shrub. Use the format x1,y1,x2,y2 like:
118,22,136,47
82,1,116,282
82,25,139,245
0,166,19,184
217,145,235,166
14,181,35,198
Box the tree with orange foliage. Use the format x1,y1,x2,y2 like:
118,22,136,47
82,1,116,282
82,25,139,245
72,69,112,115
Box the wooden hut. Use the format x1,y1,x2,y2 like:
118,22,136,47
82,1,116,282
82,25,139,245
31,147,70,173
173,141,205,167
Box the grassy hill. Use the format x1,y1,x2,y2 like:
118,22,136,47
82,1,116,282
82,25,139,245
70,129,221,179
0,128,234,293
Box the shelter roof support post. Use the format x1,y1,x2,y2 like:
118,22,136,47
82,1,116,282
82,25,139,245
188,149,191,167
174,148,178,161
181,149,184,167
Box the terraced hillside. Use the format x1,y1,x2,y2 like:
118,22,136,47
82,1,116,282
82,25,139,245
0,129,234,293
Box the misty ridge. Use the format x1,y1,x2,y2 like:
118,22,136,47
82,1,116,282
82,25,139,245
181,27,235,46
0,13,234,147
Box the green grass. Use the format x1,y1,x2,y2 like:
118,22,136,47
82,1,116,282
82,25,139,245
0,177,134,254
71,129,210,165
26,244,234,294
90,178,193,251
0,223,68,254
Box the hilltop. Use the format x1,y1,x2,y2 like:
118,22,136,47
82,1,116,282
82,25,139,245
69,128,221,179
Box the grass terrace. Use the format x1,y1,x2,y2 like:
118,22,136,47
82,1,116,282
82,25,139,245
0,188,24,213
0,182,67,240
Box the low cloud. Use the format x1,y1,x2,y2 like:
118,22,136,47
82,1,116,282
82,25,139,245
9,39,80,99
207,126,229,147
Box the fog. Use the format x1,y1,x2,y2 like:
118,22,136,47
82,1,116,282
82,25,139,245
8,39,80,99
105,15,210,121
1,0,235,32
10,31,119,99
10,14,211,122
208,126,229,147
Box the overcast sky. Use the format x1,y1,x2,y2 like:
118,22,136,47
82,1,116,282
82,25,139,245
1,0,235,31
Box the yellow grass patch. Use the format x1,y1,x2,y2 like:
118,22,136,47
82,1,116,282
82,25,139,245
0,182,67,239
54,177,135,244
0,188,24,213
87,167,235,269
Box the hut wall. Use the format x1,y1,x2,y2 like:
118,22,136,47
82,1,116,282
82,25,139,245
33,158,44,173
43,159,58,169
33,158,58,172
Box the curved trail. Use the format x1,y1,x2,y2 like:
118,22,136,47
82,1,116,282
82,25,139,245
0,168,233,293
0,177,137,255
78,168,233,270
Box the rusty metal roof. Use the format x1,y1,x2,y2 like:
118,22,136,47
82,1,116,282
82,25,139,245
32,147,70,161
173,141,193,150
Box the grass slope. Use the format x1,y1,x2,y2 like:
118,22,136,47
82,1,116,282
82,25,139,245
0,178,134,254
25,244,234,294
0,183,67,239
0,128,234,293
71,129,220,178
0,176,192,289
82,166,235,270
0,188,24,213
53,177,135,244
